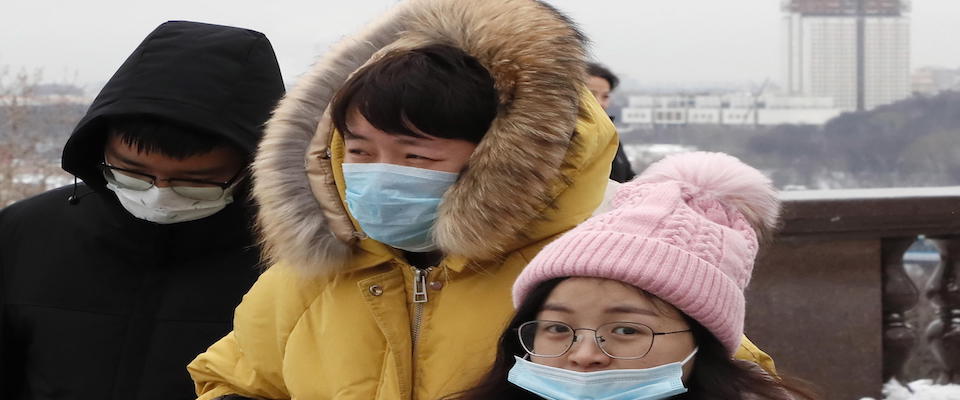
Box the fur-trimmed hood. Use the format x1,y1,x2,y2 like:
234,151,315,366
253,0,617,275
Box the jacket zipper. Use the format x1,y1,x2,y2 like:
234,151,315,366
409,265,434,398
411,266,432,345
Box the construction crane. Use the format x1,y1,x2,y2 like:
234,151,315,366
748,78,770,129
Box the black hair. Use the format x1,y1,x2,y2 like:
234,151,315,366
330,44,498,144
675,319,819,400
451,278,819,400
587,62,619,91
107,115,241,160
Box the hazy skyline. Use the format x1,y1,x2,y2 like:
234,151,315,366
2,0,958,92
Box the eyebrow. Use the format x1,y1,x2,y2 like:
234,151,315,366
343,129,434,146
541,303,573,313
541,303,659,317
108,152,231,178
179,166,234,177
109,152,150,170
395,136,432,146
604,306,658,317
342,129,366,140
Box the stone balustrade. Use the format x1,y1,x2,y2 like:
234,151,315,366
744,187,960,399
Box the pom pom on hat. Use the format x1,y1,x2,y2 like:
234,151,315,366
512,152,780,354
633,151,780,242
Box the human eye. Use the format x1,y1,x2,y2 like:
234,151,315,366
115,168,150,179
542,323,572,335
110,167,153,183
169,178,222,188
345,147,376,161
609,323,650,337
612,326,640,335
405,153,436,161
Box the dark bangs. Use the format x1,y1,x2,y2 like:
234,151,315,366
331,44,497,144
108,115,236,160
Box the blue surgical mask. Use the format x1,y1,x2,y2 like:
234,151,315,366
507,348,698,400
342,163,458,252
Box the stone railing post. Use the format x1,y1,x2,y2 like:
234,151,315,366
753,187,960,396
882,237,920,381
929,236,960,383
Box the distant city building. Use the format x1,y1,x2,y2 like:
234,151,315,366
781,0,911,111
620,93,843,126
911,67,960,95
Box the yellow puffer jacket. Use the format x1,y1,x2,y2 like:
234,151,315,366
188,1,775,399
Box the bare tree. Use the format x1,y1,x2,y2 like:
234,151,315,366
0,67,81,207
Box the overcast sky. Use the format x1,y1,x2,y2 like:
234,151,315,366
2,0,957,92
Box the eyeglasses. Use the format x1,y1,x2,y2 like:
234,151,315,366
517,320,691,360
99,162,244,201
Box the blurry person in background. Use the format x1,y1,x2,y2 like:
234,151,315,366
587,62,636,183
0,21,284,400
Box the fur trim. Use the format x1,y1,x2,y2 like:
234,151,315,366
634,152,781,242
253,6,411,275
253,0,588,274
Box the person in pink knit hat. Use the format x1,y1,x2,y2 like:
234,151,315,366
455,152,816,400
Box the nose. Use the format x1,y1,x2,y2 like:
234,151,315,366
378,154,408,166
565,332,612,371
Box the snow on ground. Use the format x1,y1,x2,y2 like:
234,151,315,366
860,379,960,400
622,143,698,169
779,186,960,201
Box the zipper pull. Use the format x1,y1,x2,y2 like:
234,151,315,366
413,267,429,303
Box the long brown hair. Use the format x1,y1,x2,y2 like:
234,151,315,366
450,278,818,400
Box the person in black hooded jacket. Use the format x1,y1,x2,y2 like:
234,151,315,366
0,21,284,400
586,62,636,183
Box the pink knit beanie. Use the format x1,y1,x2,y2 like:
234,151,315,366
512,151,780,354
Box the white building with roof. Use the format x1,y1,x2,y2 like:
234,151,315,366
620,93,843,126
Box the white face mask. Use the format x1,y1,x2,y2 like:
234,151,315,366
507,348,698,400
106,182,235,224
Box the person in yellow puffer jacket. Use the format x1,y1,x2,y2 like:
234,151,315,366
187,1,777,399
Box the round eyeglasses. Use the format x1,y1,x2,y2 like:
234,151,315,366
99,163,244,201
517,320,691,359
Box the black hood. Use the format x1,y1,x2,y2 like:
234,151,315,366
62,20,285,187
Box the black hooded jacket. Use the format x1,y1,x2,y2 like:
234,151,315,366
609,142,636,183
0,21,284,400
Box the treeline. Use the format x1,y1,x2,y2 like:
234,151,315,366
0,69,87,205
4,84,960,203
621,91,960,189
0,101,85,206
